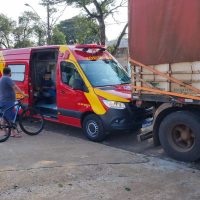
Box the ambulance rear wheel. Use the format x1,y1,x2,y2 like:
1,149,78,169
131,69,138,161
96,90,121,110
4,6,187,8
83,114,106,142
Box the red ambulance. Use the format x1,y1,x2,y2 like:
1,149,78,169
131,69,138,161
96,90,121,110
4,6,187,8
0,44,151,141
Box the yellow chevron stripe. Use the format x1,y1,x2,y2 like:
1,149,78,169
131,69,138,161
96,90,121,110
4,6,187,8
94,88,129,103
0,51,5,75
59,46,106,115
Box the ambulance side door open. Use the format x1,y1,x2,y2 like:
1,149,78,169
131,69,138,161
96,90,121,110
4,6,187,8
57,60,88,127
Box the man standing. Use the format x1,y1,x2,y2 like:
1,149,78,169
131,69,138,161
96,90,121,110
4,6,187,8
0,67,27,137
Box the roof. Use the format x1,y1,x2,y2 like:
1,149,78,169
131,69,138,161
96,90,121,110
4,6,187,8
0,45,61,61
106,38,128,49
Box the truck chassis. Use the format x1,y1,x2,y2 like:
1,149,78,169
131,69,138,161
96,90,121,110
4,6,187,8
130,58,200,162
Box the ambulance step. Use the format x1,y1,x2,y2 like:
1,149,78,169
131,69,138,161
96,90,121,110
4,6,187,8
35,104,58,119
43,114,58,119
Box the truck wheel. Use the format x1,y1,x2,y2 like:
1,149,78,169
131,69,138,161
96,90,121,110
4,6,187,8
159,111,200,162
82,114,106,142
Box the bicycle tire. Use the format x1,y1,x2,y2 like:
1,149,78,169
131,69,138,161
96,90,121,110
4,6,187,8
0,117,11,143
19,107,44,135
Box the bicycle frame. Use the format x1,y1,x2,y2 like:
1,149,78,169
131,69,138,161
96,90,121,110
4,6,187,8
0,97,44,140
1,100,25,124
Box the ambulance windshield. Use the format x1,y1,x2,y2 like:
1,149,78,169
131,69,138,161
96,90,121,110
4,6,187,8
79,59,130,87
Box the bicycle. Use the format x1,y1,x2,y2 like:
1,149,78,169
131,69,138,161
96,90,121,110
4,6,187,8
0,97,44,142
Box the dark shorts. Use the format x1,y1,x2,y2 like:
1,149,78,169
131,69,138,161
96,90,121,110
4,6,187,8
0,101,15,121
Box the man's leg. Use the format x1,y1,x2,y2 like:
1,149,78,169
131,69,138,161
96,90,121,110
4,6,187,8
3,102,21,138
0,102,13,137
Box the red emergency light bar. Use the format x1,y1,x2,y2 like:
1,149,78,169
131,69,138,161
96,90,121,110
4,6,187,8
75,44,106,51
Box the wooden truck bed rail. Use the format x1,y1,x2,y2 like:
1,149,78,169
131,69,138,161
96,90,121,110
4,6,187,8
130,58,200,103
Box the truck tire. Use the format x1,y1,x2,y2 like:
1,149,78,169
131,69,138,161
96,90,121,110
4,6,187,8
159,111,200,162
82,114,106,142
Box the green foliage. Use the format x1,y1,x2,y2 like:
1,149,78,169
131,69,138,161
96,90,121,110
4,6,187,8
64,0,92,6
18,11,39,26
40,0,58,17
0,14,15,48
63,0,127,44
75,17,100,44
57,18,75,43
40,0,64,6
13,11,41,48
14,40,33,48
51,27,66,44
0,14,14,36
34,24,46,46
0,0,127,48
57,16,99,44
39,0,68,44
64,0,125,20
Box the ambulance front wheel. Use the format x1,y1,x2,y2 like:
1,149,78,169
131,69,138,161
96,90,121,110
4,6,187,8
83,114,107,142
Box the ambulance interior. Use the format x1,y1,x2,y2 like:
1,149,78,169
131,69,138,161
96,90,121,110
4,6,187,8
30,49,58,118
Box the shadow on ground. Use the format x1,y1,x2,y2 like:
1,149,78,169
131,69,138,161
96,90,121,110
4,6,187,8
44,121,200,169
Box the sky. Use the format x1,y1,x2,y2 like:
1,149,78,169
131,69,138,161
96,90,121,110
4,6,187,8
0,0,128,41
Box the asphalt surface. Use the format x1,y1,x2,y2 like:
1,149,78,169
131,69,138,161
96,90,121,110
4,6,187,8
1,121,200,200
45,121,200,169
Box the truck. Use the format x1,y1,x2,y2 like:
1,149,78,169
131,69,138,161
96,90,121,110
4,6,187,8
129,0,200,161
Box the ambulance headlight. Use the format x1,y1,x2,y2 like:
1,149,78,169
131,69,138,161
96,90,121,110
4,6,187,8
103,100,126,109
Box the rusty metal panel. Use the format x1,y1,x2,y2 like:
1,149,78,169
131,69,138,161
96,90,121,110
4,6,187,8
129,0,200,65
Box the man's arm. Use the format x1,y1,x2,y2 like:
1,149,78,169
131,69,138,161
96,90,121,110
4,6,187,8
13,85,28,97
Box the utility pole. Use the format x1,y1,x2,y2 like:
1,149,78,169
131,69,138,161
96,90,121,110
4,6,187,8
25,2,51,45
25,0,67,45
47,2,51,45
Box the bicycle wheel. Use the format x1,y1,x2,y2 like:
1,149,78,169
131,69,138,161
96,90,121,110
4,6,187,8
0,116,11,143
19,107,44,135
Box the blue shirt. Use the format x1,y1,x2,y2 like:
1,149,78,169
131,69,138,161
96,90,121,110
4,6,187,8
0,76,15,102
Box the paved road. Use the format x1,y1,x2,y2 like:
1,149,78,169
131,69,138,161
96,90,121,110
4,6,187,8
45,121,200,169
0,123,200,200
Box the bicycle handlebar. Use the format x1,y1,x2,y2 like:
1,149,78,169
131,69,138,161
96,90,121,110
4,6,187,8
17,96,28,102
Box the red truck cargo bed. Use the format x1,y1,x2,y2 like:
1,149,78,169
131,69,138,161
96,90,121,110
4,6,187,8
129,0,200,65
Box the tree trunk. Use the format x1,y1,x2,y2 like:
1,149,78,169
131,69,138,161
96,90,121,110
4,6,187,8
97,17,106,45
4,35,10,48
112,23,128,55
47,3,51,44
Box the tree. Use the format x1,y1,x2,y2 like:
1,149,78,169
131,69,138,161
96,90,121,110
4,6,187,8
57,16,100,44
51,27,66,44
64,0,127,45
13,11,40,48
0,14,15,48
14,38,33,48
34,24,46,46
110,22,128,55
39,0,68,44
11,11,46,47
